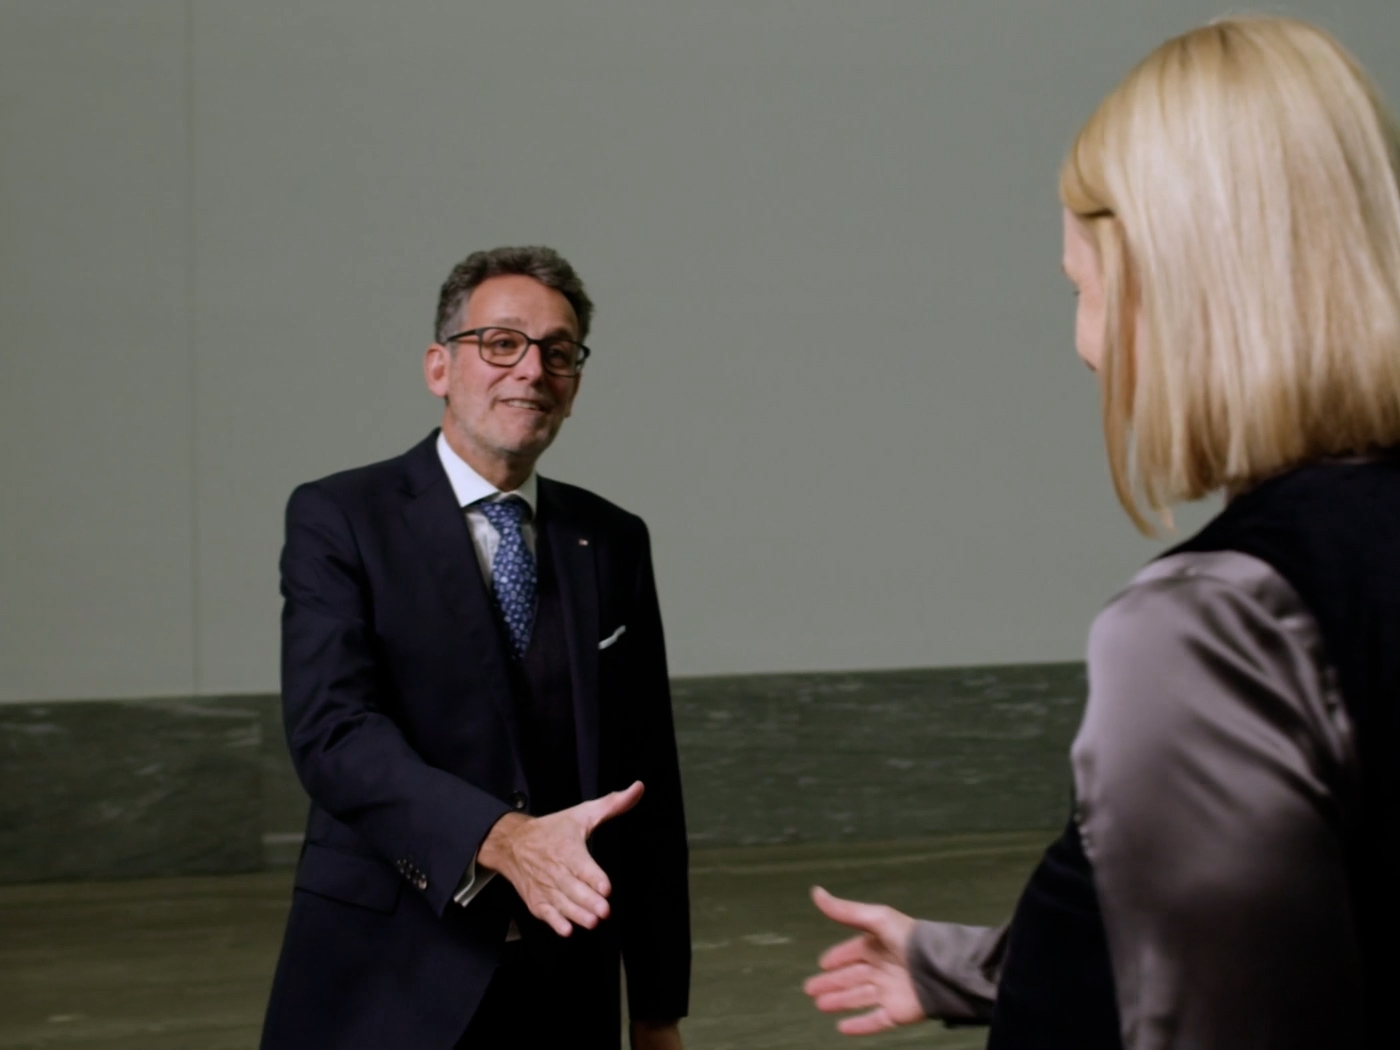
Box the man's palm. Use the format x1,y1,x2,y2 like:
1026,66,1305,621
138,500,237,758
480,781,645,936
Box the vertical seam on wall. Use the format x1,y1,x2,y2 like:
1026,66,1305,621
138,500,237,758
185,0,201,695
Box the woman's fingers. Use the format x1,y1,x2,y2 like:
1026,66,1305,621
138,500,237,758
806,885,924,1034
812,886,881,928
818,932,882,971
804,960,875,998
811,886,900,941
838,1008,898,1036
809,973,884,1013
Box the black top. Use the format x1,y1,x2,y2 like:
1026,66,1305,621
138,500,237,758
990,454,1400,1048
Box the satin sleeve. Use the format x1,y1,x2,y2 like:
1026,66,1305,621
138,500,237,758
1072,550,1364,1049
906,920,1006,1024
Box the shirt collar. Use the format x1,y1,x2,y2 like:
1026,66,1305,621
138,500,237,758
435,430,538,515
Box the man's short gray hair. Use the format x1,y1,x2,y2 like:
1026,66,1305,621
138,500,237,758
434,245,594,343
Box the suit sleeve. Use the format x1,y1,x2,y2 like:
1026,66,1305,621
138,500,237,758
280,482,511,916
612,522,691,1021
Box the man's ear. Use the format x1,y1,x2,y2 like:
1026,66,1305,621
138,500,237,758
424,343,451,400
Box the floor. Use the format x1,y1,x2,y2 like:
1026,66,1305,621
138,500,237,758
0,831,1049,1049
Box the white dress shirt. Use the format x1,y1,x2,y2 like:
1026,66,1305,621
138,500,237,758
436,431,538,580
435,431,537,913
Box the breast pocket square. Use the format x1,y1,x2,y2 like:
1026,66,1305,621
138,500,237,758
599,625,627,650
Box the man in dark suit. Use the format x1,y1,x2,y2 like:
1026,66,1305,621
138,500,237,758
261,246,690,1050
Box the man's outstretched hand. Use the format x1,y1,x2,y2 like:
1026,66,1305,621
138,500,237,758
478,781,644,937
802,886,927,1035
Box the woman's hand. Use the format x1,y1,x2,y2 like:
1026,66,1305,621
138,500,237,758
802,886,928,1035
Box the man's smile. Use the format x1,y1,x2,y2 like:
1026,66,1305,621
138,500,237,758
499,397,552,413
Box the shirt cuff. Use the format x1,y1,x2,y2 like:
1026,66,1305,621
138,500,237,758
452,854,497,906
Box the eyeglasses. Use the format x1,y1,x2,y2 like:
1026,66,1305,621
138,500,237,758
444,327,591,377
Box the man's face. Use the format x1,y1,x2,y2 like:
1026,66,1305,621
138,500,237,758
425,274,582,481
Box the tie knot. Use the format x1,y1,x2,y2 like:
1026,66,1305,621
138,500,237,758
478,496,530,531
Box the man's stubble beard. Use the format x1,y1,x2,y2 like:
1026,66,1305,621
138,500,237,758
465,411,562,470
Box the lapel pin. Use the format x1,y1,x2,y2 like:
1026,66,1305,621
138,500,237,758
579,538,590,546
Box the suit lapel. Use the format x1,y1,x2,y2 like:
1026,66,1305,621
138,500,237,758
399,437,522,758
540,480,601,801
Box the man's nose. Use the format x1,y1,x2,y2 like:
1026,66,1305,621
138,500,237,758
511,342,547,380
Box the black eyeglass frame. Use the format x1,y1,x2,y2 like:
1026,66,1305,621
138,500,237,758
443,327,591,377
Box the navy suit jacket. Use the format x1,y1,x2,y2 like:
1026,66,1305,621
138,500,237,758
261,432,690,1049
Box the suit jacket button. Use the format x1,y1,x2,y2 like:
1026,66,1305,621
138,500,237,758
509,791,527,811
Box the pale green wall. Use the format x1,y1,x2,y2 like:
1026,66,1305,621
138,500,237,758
4,1,1397,701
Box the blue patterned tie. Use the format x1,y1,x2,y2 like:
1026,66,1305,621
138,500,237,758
478,497,536,656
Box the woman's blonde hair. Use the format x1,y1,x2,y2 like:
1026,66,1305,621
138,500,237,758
1061,15,1400,532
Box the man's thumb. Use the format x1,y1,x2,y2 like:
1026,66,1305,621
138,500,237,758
583,780,645,832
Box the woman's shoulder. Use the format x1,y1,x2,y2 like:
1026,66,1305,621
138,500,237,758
1092,549,1316,657
1079,548,1350,788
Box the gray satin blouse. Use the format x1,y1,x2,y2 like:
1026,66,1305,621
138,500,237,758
907,550,1365,1048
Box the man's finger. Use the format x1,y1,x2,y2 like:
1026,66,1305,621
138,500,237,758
550,891,603,930
811,886,889,935
558,869,612,919
817,933,877,972
560,848,611,899
536,902,574,938
581,780,645,833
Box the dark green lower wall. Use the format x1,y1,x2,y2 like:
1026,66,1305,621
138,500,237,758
0,663,1086,884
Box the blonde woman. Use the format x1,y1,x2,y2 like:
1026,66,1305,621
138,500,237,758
804,16,1400,1049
